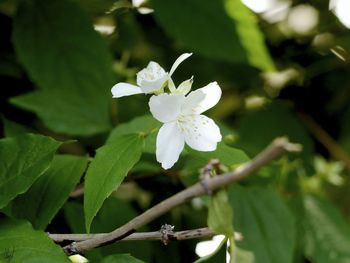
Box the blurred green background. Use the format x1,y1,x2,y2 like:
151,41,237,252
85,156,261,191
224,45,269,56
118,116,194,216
1,0,350,262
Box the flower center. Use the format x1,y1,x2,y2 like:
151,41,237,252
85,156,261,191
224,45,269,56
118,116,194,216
176,115,201,139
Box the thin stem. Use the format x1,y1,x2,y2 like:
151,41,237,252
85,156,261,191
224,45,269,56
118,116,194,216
50,228,242,243
229,236,237,263
69,183,84,198
63,137,300,255
300,113,350,171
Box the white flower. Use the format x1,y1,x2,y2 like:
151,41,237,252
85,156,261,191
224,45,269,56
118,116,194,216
329,0,350,29
149,82,222,169
132,0,154,14
69,254,89,263
111,53,192,98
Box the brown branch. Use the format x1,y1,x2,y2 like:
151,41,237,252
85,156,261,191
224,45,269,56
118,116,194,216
64,137,300,255
300,113,350,171
69,183,84,198
50,227,242,243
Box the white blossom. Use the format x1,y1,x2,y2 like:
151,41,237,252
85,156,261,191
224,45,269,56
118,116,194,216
329,0,350,29
111,53,192,98
149,82,222,169
132,0,154,14
69,254,89,263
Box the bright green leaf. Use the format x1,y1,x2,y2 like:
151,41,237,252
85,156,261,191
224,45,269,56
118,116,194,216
107,115,160,153
229,185,295,263
84,134,143,232
100,254,145,263
235,248,255,263
0,134,61,209
151,0,275,71
5,155,88,230
224,0,275,71
208,189,234,236
11,0,115,136
303,195,350,263
0,218,70,262
187,142,249,169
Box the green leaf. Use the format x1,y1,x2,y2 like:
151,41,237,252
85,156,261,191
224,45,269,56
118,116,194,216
303,195,350,263
0,53,22,78
0,218,70,262
84,134,143,232
224,0,275,71
107,115,161,153
187,142,249,169
228,185,295,263
100,254,145,263
0,134,61,209
65,198,153,262
11,90,111,136
92,197,139,232
181,142,249,186
11,0,115,136
5,155,88,230
2,117,32,137
64,202,86,233
235,101,314,172
235,248,255,263
208,189,234,236
76,0,117,15
151,0,275,71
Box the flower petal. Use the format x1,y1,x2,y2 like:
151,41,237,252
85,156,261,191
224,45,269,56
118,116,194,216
175,76,193,95
156,122,185,169
138,7,154,14
169,53,192,76
182,82,222,114
149,94,185,123
137,61,168,93
137,61,167,85
168,78,177,93
139,75,169,93
181,115,222,151
111,83,143,98
181,86,206,115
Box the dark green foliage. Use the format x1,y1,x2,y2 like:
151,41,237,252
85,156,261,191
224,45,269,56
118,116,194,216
229,186,296,263
152,0,275,71
0,134,61,209
11,0,115,136
4,155,88,229
1,0,350,262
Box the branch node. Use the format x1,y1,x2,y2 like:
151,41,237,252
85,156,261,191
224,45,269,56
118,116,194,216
274,137,302,152
200,159,220,195
200,178,212,195
64,242,78,255
159,224,175,245
286,143,303,152
234,232,244,241
61,137,298,254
